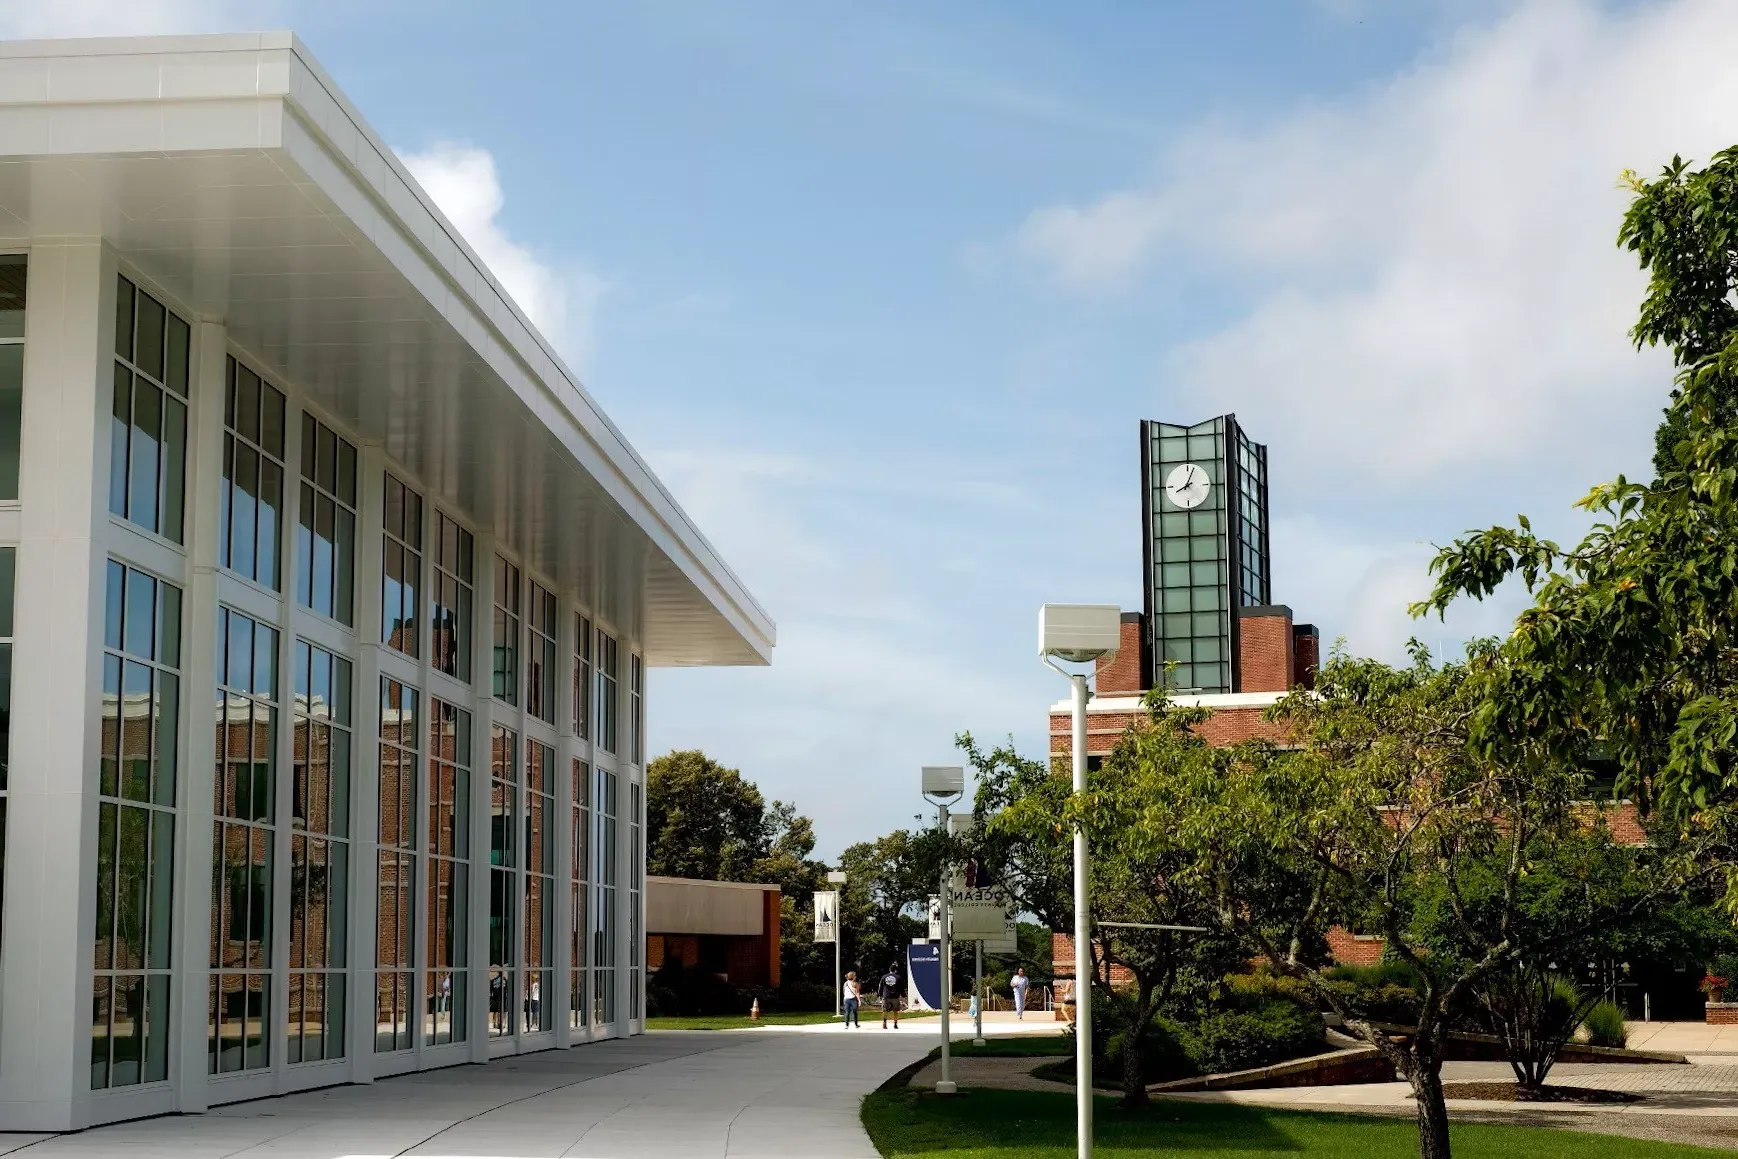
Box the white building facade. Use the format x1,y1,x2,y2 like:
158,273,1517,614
0,33,774,1131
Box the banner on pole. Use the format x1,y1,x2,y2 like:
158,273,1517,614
813,890,838,943
927,895,942,941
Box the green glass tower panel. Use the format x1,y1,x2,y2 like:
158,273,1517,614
1140,415,1270,694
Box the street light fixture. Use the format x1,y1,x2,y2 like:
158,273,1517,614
827,870,848,1018
1039,603,1121,1159
921,764,965,1096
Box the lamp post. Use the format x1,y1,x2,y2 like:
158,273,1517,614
1039,604,1122,1159
921,764,965,1096
827,869,848,1018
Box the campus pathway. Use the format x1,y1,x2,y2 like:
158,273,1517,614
0,1025,960,1159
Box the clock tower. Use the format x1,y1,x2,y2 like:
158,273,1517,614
1139,414,1272,694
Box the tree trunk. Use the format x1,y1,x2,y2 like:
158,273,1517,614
1407,1045,1453,1159
1121,1021,1149,1109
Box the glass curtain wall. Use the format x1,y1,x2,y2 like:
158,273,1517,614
288,640,351,1063
526,583,556,726
426,699,471,1045
219,360,285,591
376,678,418,1052
488,724,518,1038
0,548,12,953
492,559,519,705
431,514,473,682
572,615,591,743
0,254,24,497
1147,419,1231,694
382,476,422,658
569,760,588,1030
523,740,554,1032
596,632,617,756
93,562,181,1089
110,276,189,543
210,607,278,1074
629,781,642,1021
296,416,357,626
629,655,643,766
591,764,617,1027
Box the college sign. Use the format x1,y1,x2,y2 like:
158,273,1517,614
947,883,1009,941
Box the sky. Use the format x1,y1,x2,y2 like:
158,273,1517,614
13,0,1738,859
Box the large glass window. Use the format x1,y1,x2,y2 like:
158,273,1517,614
382,475,422,658
596,631,618,756
591,765,617,1027
488,724,518,1038
629,780,642,1022
220,359,286,590
527,583,557,726
210,607,279,1074
376,678,418,1053
94,562,180,1090
432,513,474,683
573,615,591,742
524,739,555,1033
289,640,351,1064
297,414,357,626
0,550,10,950
492,558,520,706
629,654,644,766
427,699,471,1046
569,759,588,1030
111,276,190,542
0,255,25,499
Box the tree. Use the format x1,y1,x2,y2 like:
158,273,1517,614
644,750,830,999
990,714,1243,1109
837,827,939,981
1414,149,1738,837
1124,654,1690,1159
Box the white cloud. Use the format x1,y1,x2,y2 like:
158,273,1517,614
1017,0,1738,490
400,142,608,373
0,0,256,38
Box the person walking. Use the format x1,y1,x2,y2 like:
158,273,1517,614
842,972,862,1028
878,966,902,1029
1011,967,1029,1020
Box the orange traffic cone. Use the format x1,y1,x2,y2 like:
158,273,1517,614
750,998,760,1021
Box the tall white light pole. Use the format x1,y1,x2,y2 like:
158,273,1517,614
922,765,965,1096
1039,604,1122,1159
827,869,848,1017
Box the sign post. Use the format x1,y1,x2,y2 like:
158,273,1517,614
813,888,839,1014
825,871,848,1018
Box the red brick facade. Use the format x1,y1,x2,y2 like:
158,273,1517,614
1236,608,1294,694
1093,614,1147,696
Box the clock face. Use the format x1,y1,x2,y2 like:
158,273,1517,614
1164,462,1211,510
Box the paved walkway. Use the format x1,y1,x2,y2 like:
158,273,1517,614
1626,1021,1738,1056
0,1028,948,1158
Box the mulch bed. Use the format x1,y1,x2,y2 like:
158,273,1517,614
1438,1081,1645,1104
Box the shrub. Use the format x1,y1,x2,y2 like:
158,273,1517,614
1326,960,1423,990
1178,997,1326,1076
1224,970,1313,1008
1583,1000,1628,1048
1104,1018,1193,1083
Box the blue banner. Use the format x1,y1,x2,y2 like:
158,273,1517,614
907,943,941,1011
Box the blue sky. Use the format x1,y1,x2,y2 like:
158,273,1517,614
20,1,1738,857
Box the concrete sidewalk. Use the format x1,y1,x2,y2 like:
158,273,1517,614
1625,1021,1738,1056
0,1030,940,1158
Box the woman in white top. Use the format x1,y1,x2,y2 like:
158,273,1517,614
842,972,862,1028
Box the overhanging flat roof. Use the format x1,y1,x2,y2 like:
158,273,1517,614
0,31,773,666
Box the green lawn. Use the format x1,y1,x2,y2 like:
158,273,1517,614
946,1037,1072,1058
648,1010,938,1031
861,1088,1726,1158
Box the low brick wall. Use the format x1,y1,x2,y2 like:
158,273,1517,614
1707,1002,1738,1024
1149,1045,1396,1093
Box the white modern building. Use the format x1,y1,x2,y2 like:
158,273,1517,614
0,32,774,1131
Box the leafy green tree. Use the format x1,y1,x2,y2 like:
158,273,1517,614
991,712,1243,1109
1414,149,1738,837
644,750,830,1000
1122,656,1691,1159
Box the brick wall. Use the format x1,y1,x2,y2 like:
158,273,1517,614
1292,625,1320,691
1237,606,1294,693
1094,613,1147,695
1048,704,1289,761
1325,927,1386,967
1052,932,1136,987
